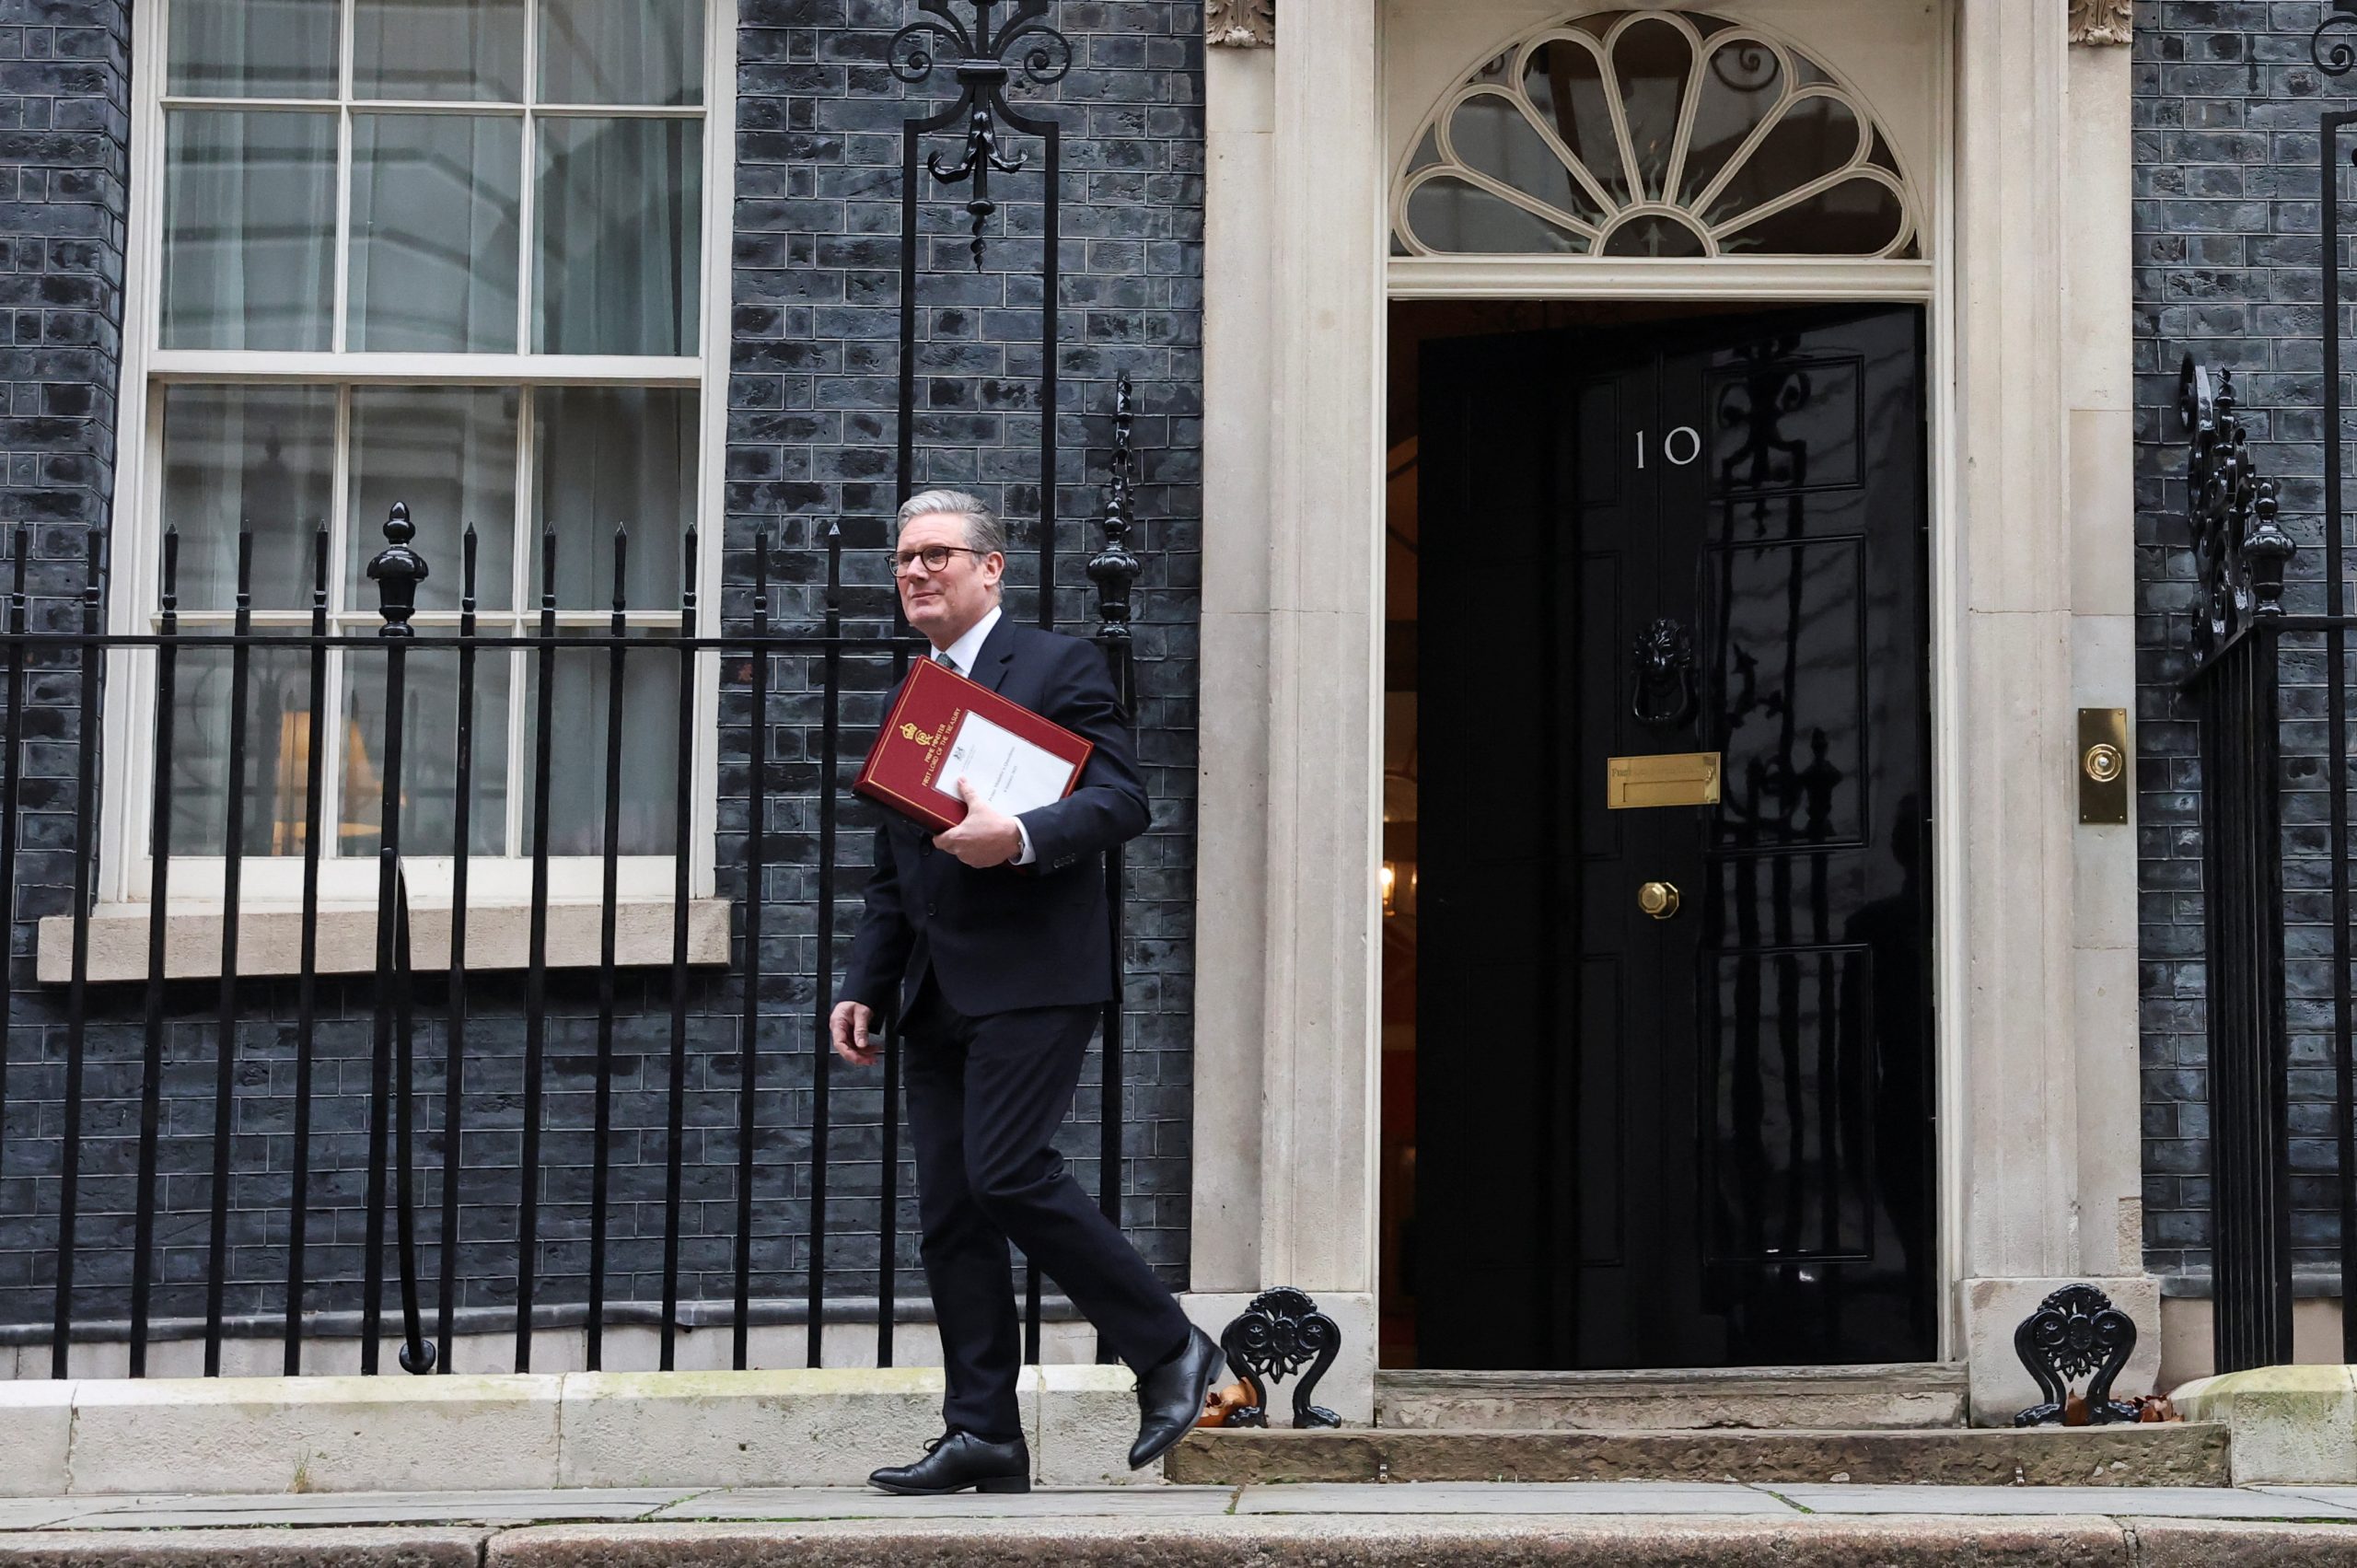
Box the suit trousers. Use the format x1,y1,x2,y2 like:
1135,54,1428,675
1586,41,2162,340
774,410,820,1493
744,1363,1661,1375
903,979,1192,1442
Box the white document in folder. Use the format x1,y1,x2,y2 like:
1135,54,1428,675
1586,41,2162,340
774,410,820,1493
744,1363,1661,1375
930,710,1078,816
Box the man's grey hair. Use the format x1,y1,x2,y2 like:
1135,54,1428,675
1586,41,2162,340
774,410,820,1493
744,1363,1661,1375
898,490,1006,558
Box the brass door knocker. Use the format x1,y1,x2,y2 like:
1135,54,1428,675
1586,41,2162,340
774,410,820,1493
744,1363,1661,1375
1631,618,1700,729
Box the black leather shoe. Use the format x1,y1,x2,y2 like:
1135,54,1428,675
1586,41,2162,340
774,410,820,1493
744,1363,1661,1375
1128,1325,1223,1469
868,1430,1031,1495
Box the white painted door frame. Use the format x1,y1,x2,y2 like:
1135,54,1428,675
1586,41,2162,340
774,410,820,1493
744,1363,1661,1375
1190,0,2146,1423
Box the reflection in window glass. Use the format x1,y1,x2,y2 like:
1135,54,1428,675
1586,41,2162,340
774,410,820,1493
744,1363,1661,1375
169,649,319,857
342,652,514,857
348,114,523,353
1446,94,1603,227
168,0,339,98
533,387,697,610
348,387,521,614
1701,96,1862,228
161,386,337,613
1679,41,1784,207
524,640,681,856
354,0,528,100
1521,41,1624,207
1404,177,1588,256
1601,214,1709,258
534,118,702,355
1610,17,1689,202
1719,178,1907,257
163,111,337,352
539,0,704,105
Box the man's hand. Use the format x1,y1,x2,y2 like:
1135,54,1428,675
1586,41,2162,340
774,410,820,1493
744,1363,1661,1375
830,999,878,1066
934,778,1025,867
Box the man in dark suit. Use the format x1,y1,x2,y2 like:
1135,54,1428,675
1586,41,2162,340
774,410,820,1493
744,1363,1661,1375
831,491,1221,1495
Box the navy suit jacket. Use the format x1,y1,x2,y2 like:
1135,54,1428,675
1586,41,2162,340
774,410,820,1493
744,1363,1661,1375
839,614,1148,1018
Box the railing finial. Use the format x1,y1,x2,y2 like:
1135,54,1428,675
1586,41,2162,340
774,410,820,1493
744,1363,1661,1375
2182,357,2287,664
367,502,429,639
1088,374,1141,642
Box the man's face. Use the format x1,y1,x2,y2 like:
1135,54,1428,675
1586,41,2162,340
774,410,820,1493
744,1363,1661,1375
896,511,1004,645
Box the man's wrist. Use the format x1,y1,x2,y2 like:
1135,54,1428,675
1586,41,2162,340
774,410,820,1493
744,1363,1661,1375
1012,815,1038,866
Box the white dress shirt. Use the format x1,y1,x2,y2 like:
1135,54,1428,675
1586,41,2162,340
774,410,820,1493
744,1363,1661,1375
931,604,1038,865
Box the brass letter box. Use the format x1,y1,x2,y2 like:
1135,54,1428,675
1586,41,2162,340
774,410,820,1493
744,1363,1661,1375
1607,752,1724,809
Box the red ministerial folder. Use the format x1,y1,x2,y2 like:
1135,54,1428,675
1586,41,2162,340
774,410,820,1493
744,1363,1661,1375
854,656,1097,834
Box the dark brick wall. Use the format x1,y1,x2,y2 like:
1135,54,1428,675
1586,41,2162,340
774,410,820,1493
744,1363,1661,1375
0,0,134,1321
0,0,1203,1348
2135,0,2349,1283
720,0,1204,1292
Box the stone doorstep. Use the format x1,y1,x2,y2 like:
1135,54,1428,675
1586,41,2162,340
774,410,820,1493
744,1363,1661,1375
1374,1364,1969,1433
2173,1365,2357,1487
0,1366,1151,1497
5,1518,2357,1568
1165,1425,2234,1488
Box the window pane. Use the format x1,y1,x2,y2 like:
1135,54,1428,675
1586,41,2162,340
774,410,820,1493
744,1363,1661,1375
350,114,523,353
522,639,679,856
161,386,336,613
169,649,320,857
163,111,337,351
532,387,695,610
539,0,703,105
1702,95,1864,228
354,0,527,100
1679,39,1785,208
1612,17,1691,203
349,388,520,615
533,119,702,355
342,647,513,858
1404,175,1588,255
168,0,338,98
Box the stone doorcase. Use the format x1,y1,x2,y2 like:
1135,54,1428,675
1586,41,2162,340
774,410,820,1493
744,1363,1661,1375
1183,0,2154,1424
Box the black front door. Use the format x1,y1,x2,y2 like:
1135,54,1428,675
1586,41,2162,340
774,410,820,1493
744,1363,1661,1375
1414,304,1934,1370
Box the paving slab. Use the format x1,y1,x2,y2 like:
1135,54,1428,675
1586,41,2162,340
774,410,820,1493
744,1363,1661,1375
0,1511,87,1536
1233,1482,1799,1516
652,1487,1237,1521
1169,1423,2233,1486
1768,1483,2357,1519
484,1515,2145,1567
16,1507,2357,1566
2257,1485,2357,1510
0,1527,487,1568
43,1490,702,1530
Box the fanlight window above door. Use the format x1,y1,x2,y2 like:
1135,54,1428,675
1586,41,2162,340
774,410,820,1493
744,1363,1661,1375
1394,9,1921,260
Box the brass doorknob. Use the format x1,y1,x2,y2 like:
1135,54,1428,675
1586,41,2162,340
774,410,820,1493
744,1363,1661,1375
1638,880,1680,920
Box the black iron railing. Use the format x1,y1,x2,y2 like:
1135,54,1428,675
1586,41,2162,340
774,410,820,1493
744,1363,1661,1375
0,380,1144,1380
0,0,1142,1382
2180,356,2349,1373
2170,6,2357,1376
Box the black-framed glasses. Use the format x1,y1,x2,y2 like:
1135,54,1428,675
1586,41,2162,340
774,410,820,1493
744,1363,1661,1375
891,544,990,575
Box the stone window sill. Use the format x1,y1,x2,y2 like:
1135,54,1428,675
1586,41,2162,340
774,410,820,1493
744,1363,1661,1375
36,899,733,984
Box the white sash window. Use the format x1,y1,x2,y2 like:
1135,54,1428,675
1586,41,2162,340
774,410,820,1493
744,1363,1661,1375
110,0,731,907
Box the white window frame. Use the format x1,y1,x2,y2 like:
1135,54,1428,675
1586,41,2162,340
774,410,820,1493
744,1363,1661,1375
102,0,737,911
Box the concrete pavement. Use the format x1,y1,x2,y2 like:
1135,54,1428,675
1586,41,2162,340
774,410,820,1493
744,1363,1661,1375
6,1480,2357,1567
13,1480,2357,1527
